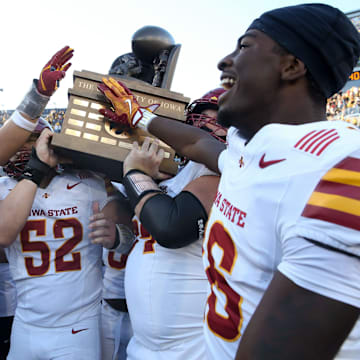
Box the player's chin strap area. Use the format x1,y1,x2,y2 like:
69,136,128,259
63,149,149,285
123,169,208,249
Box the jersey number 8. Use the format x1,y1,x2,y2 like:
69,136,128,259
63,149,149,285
205,221,243,341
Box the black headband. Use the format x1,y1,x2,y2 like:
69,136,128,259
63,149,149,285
248,3,360,98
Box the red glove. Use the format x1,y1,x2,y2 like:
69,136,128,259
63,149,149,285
37,46,74,96
98,77,159,127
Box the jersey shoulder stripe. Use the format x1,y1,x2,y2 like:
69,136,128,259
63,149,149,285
302,156,360,230
293,128,340,156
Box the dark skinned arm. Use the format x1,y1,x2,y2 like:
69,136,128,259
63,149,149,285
236,271,359,360
148,116,225,174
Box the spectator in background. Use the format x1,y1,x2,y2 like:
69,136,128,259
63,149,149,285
327,86,360,125
54,120,62,133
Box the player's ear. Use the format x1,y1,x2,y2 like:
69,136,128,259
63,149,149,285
280,54,307,81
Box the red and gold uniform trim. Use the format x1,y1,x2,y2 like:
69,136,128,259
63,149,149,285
302,157,360,230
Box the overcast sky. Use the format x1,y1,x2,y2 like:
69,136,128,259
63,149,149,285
0,0,358,110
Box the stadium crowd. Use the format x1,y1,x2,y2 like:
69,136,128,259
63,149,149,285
1,3,360,360
327,86,360,125
0,109,65,133
3,87,360,133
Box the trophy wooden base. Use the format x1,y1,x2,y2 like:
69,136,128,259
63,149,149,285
51,70,190,182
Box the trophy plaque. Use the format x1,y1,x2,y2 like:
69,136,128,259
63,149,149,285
51,70,190,182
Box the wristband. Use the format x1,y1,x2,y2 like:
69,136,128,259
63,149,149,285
137,110,157,131
16,79,50,119
111,224,135,253
10,110,39,131
122,169,162,209
19,147,52,186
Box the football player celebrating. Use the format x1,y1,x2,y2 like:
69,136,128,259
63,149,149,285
0,46,73,165
99,182,134,360
0,119,124,359
98,4,360,359
0,48,72,357
98,84,226,360
99,69,136,360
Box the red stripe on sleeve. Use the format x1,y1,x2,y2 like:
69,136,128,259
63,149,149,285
316,136,340,156
297,130,325,150
305,129,336,153
302,204,360,231
294,130,317,148
334,157,360,172
314,180,360,201
310,132,337,154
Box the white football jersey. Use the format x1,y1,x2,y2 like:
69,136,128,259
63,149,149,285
1,169,116,327
102,247,127,299
203,122,360,359
102,182,128,300
0,263,16,317
125,161,216,358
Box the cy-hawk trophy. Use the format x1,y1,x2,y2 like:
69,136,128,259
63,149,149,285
51,26,190,181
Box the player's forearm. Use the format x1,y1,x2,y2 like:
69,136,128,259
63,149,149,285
148,116,224,172
0,80,51,165
236,271,360,359
0,179,37,246
0,116,37,165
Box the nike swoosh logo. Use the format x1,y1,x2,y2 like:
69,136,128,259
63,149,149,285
71,328,88,334
259,154,286,168
125,99,132,114
67,181,82,190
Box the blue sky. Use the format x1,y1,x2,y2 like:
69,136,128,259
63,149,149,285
0,0,358,110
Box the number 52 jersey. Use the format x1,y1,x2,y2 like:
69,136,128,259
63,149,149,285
1,169,114,327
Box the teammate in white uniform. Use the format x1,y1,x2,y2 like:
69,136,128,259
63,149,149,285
100,182,134,360
97,85,226,359
124,159,215,360
203,122,360,359
0,121,122,360
0,249,16,359
101,246,133,360
0,46,73,360
88,181,134,360
95,4,360,359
